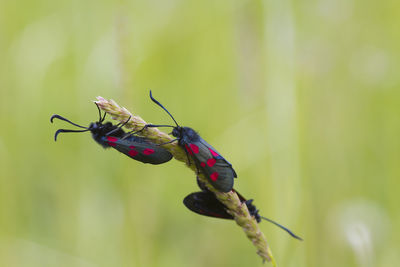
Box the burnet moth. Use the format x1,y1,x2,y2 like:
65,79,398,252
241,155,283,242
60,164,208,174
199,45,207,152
50,104,173,165
183,190,302,240
145,91,236,192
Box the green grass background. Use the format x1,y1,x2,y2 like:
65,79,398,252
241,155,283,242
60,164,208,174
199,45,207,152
1,0,399,266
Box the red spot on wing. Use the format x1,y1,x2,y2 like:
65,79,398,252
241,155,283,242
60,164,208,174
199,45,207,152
189,144,199,154
207,158,216,167
210,172,219,181
129,145,135,149
208,148,219,157
143,148,155,155
107,136,118,142
107,136,118,147
107,142,116,147
129,150,139,157
185,144,193,155
200,162,206,167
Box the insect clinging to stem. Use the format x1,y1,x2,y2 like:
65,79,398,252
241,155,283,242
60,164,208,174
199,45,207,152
50,104,173,165
183,190,302,240
143,91,237,192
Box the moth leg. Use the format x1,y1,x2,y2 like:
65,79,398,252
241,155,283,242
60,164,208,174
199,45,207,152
156,139,179,146
196,176,209,192
121,123,150,139
191,159,203,179
183,147,192,166
123,124,175,139
106,116,131,136
123,123,157,138
144,124,175,128
195,163,200,175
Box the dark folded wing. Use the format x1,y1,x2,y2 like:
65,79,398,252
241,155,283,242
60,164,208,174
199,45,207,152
185,138,236,192
101,135,173,164
183,191,233,219
201,141,237,178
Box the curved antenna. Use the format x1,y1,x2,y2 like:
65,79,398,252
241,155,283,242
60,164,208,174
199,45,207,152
95,102,102,121
94,102,106,123
95,102,102,122
149,90,179,127
54,129,89,141
50,115,87,129
260,216,303,241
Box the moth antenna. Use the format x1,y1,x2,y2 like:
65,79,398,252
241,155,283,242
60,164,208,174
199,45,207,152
50,114,87,129
94,102,106,123
149,90,180,127
54,129,89,141
260,216,303,241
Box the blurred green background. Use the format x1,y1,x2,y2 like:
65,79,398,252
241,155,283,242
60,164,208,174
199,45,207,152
1,0,399,266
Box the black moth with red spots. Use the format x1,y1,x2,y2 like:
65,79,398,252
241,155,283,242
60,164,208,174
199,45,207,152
183,190,302,240
50,105,173,165
147,91,237,192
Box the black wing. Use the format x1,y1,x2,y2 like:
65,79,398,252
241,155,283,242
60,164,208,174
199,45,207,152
185,138,236,192
101,135,173,164
184,190,259,221
184,189,303,240
183,191,233,219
